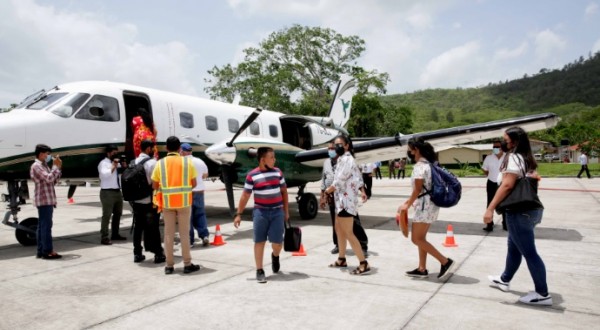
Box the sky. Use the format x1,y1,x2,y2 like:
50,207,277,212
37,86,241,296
1,0,599,108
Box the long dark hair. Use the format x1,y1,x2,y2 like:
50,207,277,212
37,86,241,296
504,126,537,171
408,137,437,163
138,108,154,130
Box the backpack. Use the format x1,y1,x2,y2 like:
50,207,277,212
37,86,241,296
121,157,153,201
418,162,462,207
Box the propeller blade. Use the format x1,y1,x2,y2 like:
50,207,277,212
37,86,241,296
227,108,262,147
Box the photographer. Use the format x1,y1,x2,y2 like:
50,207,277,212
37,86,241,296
98,145,127,245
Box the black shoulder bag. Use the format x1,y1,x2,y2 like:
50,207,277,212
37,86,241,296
495,167,543,215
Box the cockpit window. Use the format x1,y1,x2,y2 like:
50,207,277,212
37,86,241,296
26,93,68,110
49,93,90,118
75,95,120,122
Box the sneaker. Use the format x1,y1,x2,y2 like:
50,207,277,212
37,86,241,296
164,266,174,275
154,254,166,264
330,246,339,254
256,269,267,283
202,236,210,247
406,268,429,278
134,254,146,263
183,263,201,274
271,253,280,273
488,275,510,292
518,291,553,306
438,258,456,279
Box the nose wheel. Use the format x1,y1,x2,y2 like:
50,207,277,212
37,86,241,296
15,217,38,246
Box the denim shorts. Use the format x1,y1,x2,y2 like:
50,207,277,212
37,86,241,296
252,208,284,243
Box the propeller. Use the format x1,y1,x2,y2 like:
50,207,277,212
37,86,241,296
227,108,262,147
218,108,263,216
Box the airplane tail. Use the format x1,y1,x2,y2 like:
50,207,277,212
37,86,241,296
327,74,357,128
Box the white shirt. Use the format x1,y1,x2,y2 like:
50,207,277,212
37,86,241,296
134,153,157,204
98,158,120,189
580,154,588,165
187,155,208,191
498,153,526,183
361,163,374,174
482,153,505,183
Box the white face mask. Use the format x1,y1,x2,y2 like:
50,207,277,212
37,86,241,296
45,154,53,163
492,148,500,155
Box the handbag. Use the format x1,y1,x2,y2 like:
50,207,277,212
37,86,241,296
284,220,302,252
495,169,543,214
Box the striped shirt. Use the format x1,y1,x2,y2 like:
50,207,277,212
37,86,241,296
30,159,61,207
244,167,286,208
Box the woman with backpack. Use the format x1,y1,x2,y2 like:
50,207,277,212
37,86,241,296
483,127,552,306
398,138,455,280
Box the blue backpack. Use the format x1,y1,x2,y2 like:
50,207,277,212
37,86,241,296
418,162,462,207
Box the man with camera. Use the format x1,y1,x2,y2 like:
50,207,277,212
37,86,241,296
98,145,126,245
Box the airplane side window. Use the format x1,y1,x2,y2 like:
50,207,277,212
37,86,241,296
49,93,90,118
180,112,194,128
228,119,239,133
249,122,260,135
205,116,218,131
75,95,120,122
269,124,278,137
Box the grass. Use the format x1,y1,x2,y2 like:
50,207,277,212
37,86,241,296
379,163,599,178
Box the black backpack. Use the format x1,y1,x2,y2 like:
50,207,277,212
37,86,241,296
121,157,153,201
418,162,462,208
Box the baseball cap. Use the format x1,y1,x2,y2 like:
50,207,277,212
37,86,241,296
181,143,192,151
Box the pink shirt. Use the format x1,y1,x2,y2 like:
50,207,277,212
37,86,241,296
30,159,61,207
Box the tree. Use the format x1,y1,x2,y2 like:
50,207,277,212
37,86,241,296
430,109,439,122
204,25,389,117
446,110,454,123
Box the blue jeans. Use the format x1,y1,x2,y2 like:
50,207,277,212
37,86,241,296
189,193,209,243
252,208,284,243
501,208,548,296
37,205,54,255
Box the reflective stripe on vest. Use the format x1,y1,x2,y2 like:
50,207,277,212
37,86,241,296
157,154,193,209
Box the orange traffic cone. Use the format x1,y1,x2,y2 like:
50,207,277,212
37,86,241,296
292,244,307,256
442,224,458,247
210,224,226,246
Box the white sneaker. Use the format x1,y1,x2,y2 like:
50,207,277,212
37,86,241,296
202,236,210,247
518,291,553,306
488,275,510,292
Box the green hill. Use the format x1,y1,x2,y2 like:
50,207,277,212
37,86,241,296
380,52,600,152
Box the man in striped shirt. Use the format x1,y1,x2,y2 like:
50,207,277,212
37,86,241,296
30,144,63,259
233,147,289,283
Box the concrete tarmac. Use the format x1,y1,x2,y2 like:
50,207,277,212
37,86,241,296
0,177,599,329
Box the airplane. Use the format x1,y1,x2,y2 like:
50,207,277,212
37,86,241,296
0,76,559,246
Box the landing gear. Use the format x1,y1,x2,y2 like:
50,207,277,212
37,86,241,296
2,180,37,246
296,185,318,220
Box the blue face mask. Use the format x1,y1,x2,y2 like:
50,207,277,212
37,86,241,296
492,148,500,155
45,154,53,163
328,150,336,158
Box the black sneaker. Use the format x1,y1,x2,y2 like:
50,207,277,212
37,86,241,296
256,269,267,283
134,254,146,263
438,258,456,280
164,266,174,275
406,268,429,278
183,263,201,274
330,246,339,254
154,254,166,264
271,254,280,273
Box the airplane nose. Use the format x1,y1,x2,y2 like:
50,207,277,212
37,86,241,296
205,141,236,165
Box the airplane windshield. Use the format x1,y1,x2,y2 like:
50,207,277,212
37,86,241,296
25,93,68,110
49,93,91,118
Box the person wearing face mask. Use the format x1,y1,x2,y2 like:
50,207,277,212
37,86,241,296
98,145,126,245
399,138,455,280
320,142,369,255
481,140,506,231
30,144,63,259
325,135,370,275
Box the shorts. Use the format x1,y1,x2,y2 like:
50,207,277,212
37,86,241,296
252,208,284,243
337,209,353,217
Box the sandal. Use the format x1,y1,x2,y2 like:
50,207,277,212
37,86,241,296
329,257,347,268
351,260,371,275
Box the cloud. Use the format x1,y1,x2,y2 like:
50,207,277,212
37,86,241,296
0,0,199,106
593,39,600,53
494,42,528,61
419,41,481,88
585,2,598,18
533,29,567,60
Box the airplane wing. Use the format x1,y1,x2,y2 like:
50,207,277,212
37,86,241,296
295,112,560,167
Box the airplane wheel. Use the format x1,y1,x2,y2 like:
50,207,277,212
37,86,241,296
298,193,318,220
15,217,38,246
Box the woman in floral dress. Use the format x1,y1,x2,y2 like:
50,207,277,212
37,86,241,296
398,138,455,280
325,135,370,275
132,108,158,158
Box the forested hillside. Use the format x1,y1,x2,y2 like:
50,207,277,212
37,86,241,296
381,52,600,152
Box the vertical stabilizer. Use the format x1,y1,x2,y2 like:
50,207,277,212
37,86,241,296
327,75,357,128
